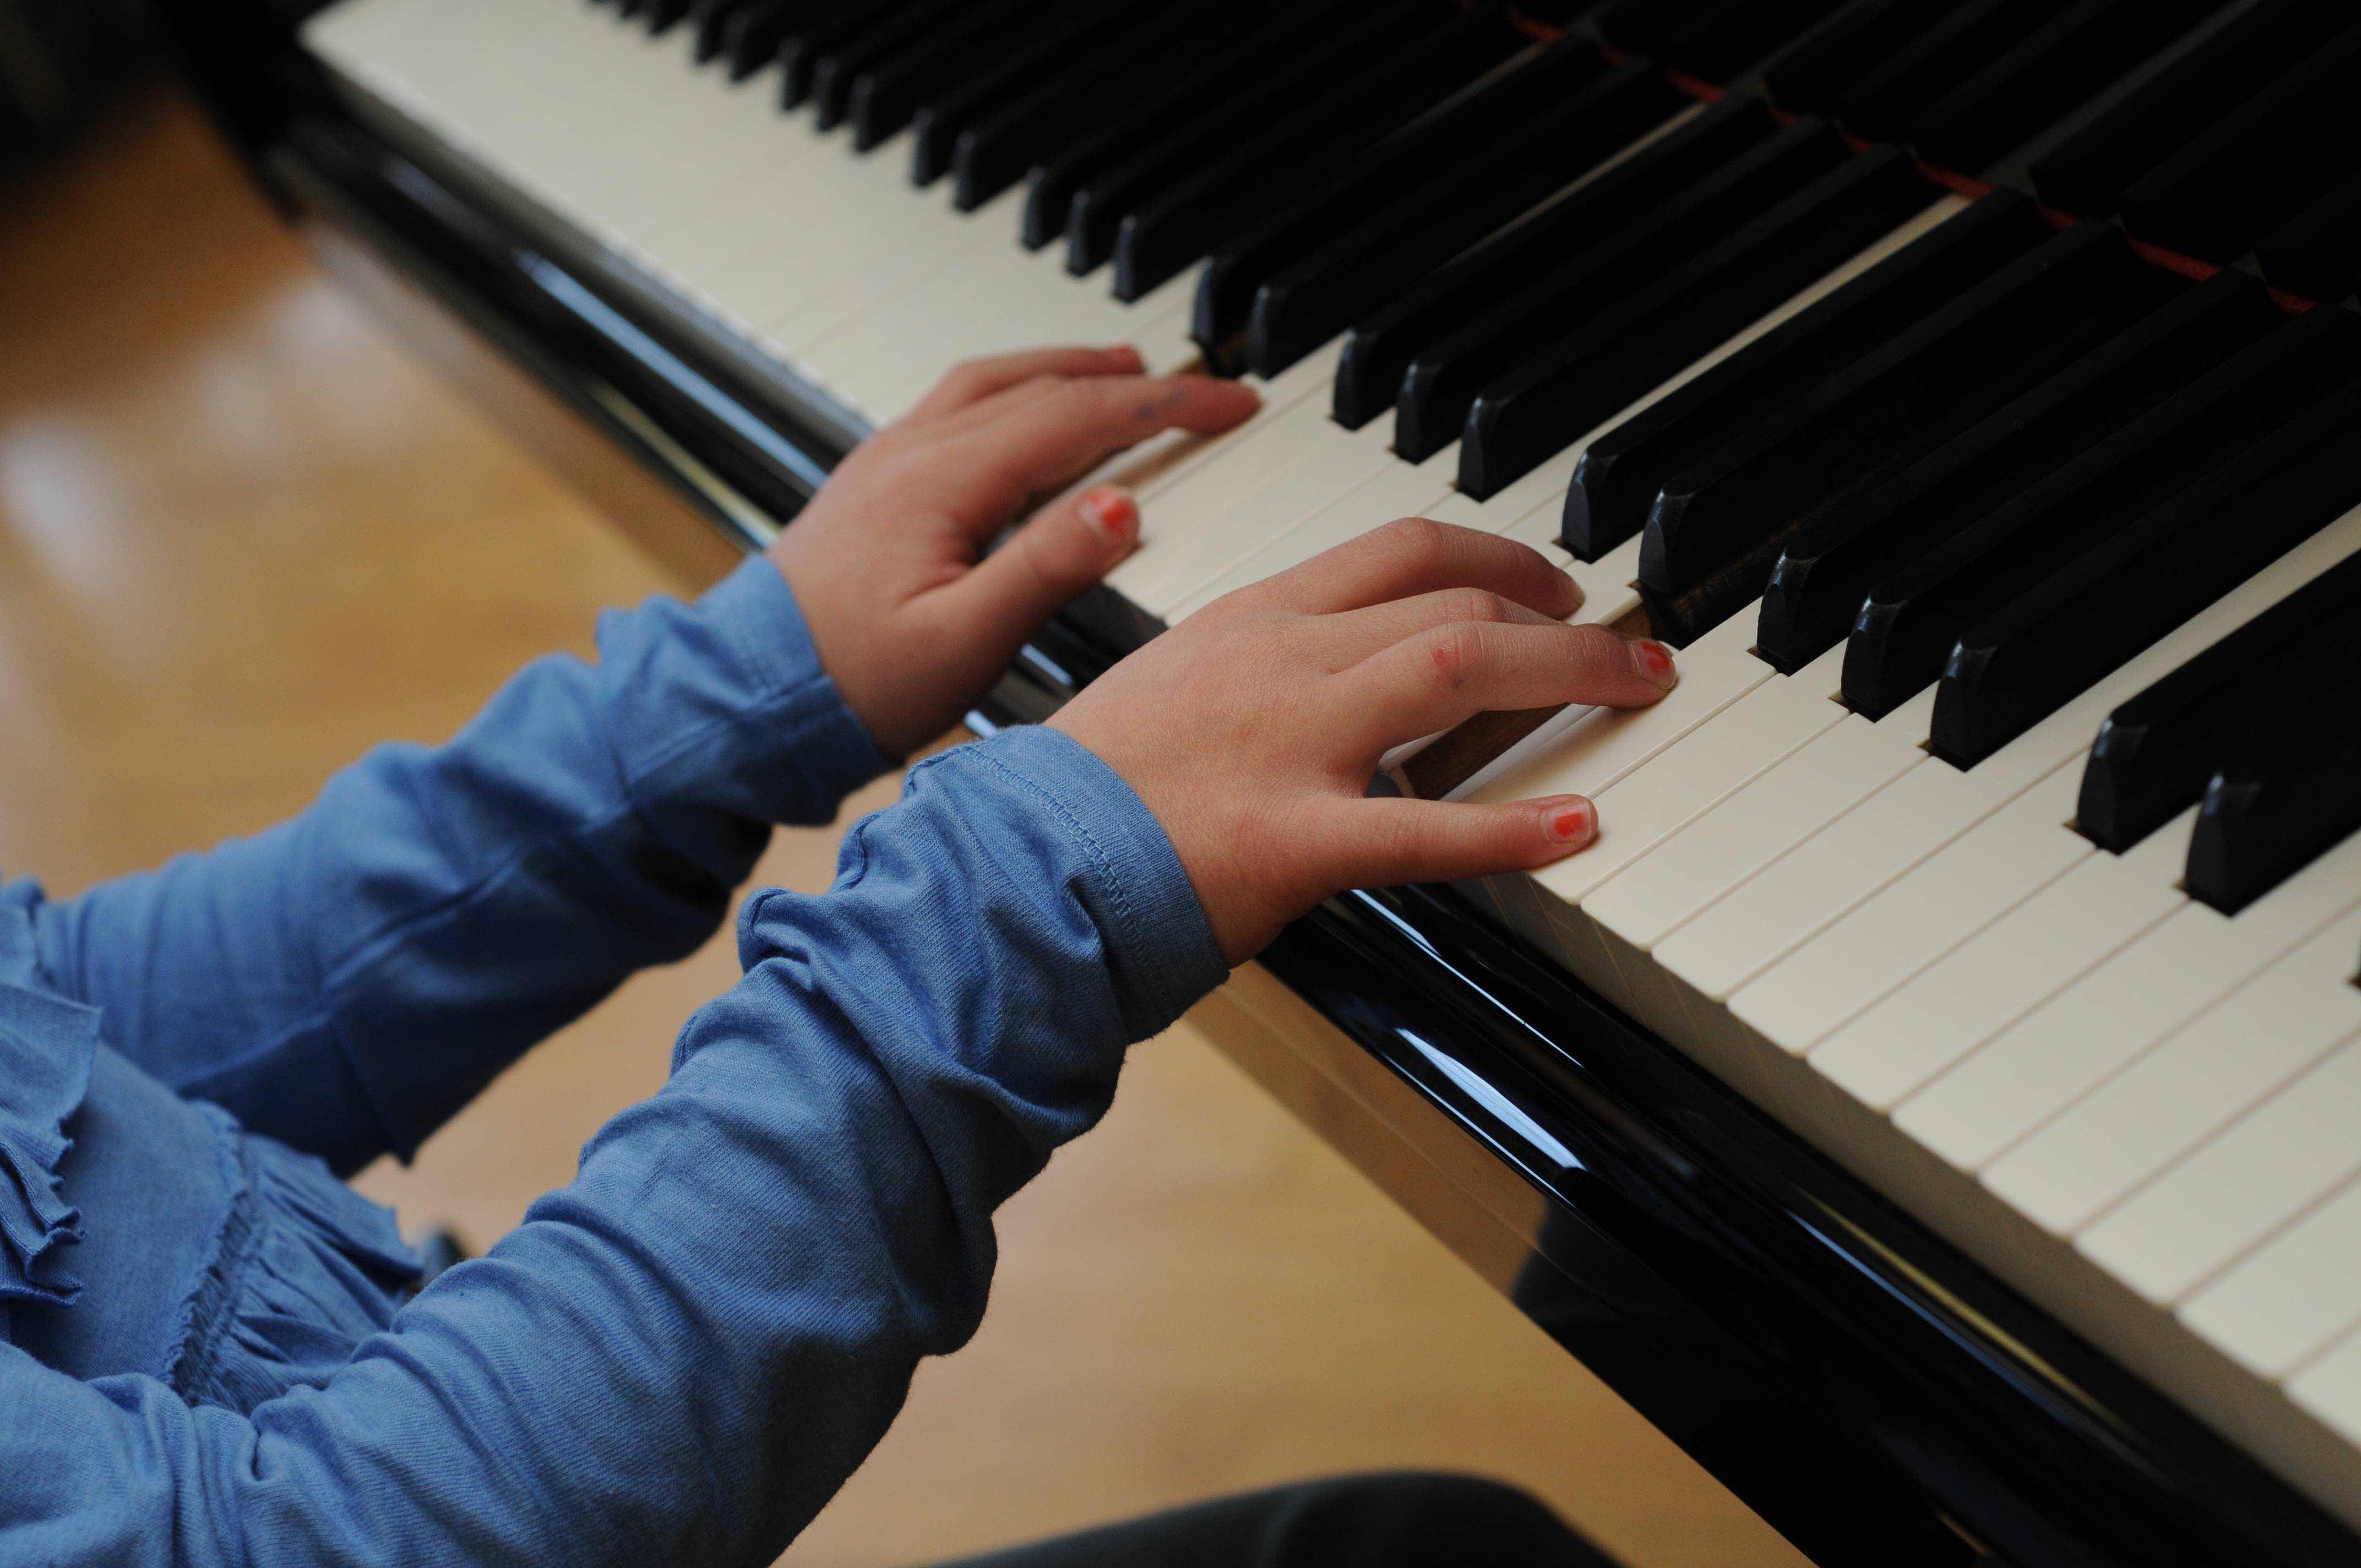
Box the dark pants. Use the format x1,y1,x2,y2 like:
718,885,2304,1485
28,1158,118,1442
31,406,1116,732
938,1473,1618,1568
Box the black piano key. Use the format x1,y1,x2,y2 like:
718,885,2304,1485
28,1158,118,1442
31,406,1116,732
1019,3,1378,252
798,0,969,128
945,9,1245,210
1057,1,1452,272
1845,307,2361,721
722,1,815,84
2117,28,2361,264
1833,0,2059,146
1109,21,1515,300
2186,667,2361,916
1567,189,2052,563
1642,0,1849,85
1588,0,1709,57
690,0,763,66
907,9,1117,185
2257,171,2361,303
2080,550,2361,853
779,4,943,110
1905,0,2217,175
1397,116,1854,467
1236,62,1674,378
1333,97,1776,432
1758,269,2273,673
1186,32,1631,370
2027,1,2352,217
1933,372,2361,770
1761,0,1971,118
637,0,692,34
1639,224,2173,646
842,0,1056,151
1459,146,1934,504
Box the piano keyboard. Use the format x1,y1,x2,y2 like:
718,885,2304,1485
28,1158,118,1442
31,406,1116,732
302,0,2361,1531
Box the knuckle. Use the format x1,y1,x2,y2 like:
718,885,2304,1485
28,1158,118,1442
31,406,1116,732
1440,586,1508,624
1421,623,1489,689
1379,514,1450,562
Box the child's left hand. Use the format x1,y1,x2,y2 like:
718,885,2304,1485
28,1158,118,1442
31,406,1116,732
769,345,1260,757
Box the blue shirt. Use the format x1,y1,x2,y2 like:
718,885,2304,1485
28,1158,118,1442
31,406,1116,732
0,557,1226,1565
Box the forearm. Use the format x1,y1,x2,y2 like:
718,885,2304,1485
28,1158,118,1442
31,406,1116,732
27,557,890,1173
0,727,1223,1567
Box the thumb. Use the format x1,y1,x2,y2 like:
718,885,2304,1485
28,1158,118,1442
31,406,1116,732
953,484,1139,641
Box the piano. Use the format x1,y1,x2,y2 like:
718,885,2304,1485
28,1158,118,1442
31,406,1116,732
156,2,2361,1561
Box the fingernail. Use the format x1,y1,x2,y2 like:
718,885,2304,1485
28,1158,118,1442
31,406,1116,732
1630,638,1679,689
1544,798,1595,845
1107,344,1145,372
1080,486,1138,545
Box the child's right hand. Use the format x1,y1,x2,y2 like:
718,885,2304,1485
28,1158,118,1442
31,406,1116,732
1052,519,1681,965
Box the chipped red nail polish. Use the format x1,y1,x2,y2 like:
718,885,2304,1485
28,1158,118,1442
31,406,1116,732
1631,638,1678,686
1081,486,1137,541
1547,801,1593,842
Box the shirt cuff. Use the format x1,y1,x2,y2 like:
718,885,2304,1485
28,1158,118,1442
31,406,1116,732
929,725,1228,1041
654,554,894,826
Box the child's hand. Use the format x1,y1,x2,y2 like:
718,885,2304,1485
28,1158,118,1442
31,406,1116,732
1053,519,1681,965
770,346,1259,756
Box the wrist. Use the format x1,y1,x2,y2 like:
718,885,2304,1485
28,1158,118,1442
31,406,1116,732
928,726,1230,1039
663,556,894,821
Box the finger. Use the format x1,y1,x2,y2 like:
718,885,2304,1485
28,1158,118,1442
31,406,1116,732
942,374,1261,513
1334,620,1679,753
1316,794,1599,890
1305,585,1570,670
1238,516,1579,620
902,345,1146,424
933,484,1140,654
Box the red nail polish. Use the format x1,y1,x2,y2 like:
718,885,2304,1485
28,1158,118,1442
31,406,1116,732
1547,801,1593,843
1632,639,1678,685
1081,486,1136,542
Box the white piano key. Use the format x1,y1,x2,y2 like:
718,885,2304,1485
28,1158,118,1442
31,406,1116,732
1983,910,2361,1235
1459,608,1773,806
2291,1327,2361,1447
1728,763,2090,1054
1112,410,1397,616
1895,827,2361,1172
1102,336,1347,505
2182,1174,2361,1381
1117,271,1206,372
1653,749,2003,1004
1537,645,1849,905
1582,700,1928,953
1508,516,1643,628
1166,451,1457,618
1809,810,2194,1112
1659,504,2361,1010
759,180,1037,366
2076,1033,2361,1306
797,240,1174,422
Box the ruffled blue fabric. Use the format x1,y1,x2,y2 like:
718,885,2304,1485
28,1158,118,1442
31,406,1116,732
167,1129,421,1415
0,888,97,1309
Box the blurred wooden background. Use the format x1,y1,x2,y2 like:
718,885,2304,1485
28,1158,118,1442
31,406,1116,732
0,88,1809,1568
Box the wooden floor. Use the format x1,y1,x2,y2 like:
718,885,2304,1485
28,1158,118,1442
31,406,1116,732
0,92,1809,1568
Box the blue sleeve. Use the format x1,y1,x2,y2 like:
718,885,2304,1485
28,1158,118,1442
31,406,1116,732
24,556,893,1175
0,726,1227,1568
